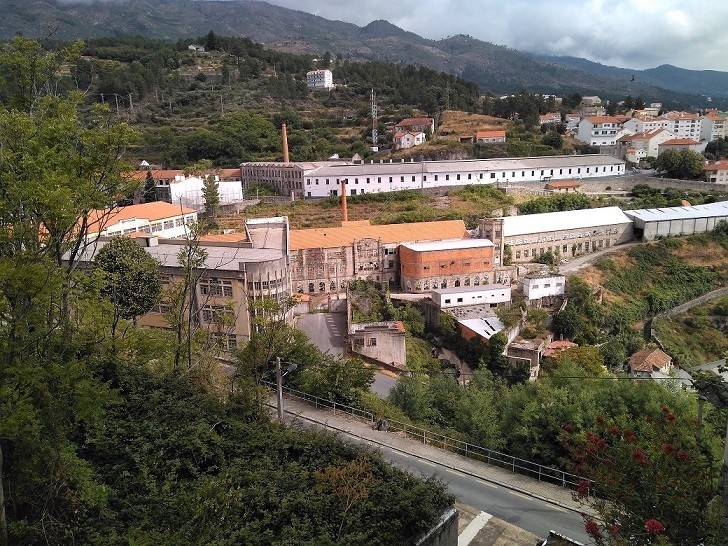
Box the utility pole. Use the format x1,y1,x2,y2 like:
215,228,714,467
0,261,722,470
275,356,283,424
128,93,133,114
99,92,105,104
114,93,120,116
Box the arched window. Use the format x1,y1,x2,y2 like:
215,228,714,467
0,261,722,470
308,283,315,293
464,277,470,286
330,281,336,291
474,276,480,286
454,278,461,287
319,282,325,292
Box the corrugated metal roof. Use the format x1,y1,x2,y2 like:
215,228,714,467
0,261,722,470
307,155,624,178
624,201,728,222
400,238,493,252
289,220,468,250
502,206,631,237
458,316,505,340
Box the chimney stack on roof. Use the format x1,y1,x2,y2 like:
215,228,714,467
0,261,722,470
281,123,290,164
341,179,348,223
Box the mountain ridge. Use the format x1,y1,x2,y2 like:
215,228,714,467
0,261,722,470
1,0,725,108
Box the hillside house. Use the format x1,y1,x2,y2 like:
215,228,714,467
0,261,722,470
629,348,673,379
545,180,580,193
393,130,426,150
395,117,435,135
657,138,705,156
475,130,506,143
705,160,728,184
349,321,406,369
539,113,561,126
616,129,675,162
431,284,511,309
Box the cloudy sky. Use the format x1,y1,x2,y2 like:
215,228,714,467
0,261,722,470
264,0,728,72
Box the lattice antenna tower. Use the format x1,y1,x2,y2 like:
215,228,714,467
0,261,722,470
371,89,378,149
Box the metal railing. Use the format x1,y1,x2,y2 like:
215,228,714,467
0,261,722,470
260,380,375,424
262,380,585,490
383,418,585,490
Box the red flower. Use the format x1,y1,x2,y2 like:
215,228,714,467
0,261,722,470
662,443,675,454
677,449,690,460
585,519,602,538
609,426,620,435
575,479,589,499
609,523,620,536
623,429,637,442
644,518,665,533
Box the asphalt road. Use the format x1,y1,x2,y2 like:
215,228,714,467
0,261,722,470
295,312,346,357
283,410,591,544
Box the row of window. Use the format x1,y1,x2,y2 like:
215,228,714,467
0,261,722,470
199,278,233,297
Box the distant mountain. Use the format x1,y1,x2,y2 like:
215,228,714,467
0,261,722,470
538,55,728,99
1,0,725,109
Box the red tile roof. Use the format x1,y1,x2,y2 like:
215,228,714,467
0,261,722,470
629,348,672,373
545,180,581,189
128,169,184,180
704,160,728,171
585,116,623,124
660,138,700,146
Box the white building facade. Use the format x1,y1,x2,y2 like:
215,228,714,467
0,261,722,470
577,116,626,146
520,274,565,301
306,69,334,90
300,155,626,198
432,284,511,309
169,174,244,209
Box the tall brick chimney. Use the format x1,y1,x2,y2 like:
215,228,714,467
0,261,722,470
341,179,348,223
281,123,290,163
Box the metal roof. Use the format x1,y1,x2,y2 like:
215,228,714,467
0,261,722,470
457,316,505,340
624,201,728,223
502,206,632,237
306,155,624,178
400,238,493,252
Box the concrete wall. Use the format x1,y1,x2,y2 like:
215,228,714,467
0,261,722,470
416,507,458,546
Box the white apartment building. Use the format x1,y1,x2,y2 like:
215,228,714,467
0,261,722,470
622,116,671,134
700,111,726,142
299,155,626,198
661,111,702,140
577,116,627,146
704,160,728,184
306,69,334,90
86,202,198,241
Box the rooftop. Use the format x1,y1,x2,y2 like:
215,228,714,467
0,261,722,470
400,238,493,252
88,202,196,234
432,283,510,295
501,206,631,237
289,219,468,251
624,201,728,223
457,316,505,340
629,348,672,373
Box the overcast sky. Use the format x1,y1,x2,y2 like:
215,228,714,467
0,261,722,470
263,0,728,72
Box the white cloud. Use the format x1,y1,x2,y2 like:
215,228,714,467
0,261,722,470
265,0,728,71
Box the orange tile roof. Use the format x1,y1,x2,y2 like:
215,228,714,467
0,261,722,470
629,348,672,373
543,340,577,358
128,169,185,180
88,202,196,234
218,168,242,178
618,129,668,142
475,130,506,138
704,160,728,171
290,219,468,251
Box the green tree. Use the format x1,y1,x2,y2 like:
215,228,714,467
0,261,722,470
143,170,157,202
542,130,563,149
0,36,136,545
202,173,220,228
655,149,706,180
93,236,162,338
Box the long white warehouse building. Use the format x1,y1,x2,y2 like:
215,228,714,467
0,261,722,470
242,155,626,198
625,201,728,241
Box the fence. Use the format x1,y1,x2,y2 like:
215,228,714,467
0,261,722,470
264,381,586,491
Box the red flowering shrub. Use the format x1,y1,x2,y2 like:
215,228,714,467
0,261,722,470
644,518,665,534
585,519,602,538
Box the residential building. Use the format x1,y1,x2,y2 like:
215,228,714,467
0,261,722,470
545,180,580,193
657,138,705,155
622,116,670,135
616,129,675,162
661,111,701,140
507,337,549,381
431,284,511,309
629,348,673,378
393,131,426,150
624,201,728,241
457,316,506,342
564,113,581,131
481,207,633,266
75,217,291,348
542,340,578,358
86,202,197,241
520,274,566,303
539,113,561,126
581,96,602,107
700,110,726,142
306,69,334,90
395,117,435,134
577,116,626,146
298,155,626,198
475,130,507,143
399,239,495,293
705,160,728,184
349,321,406,369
